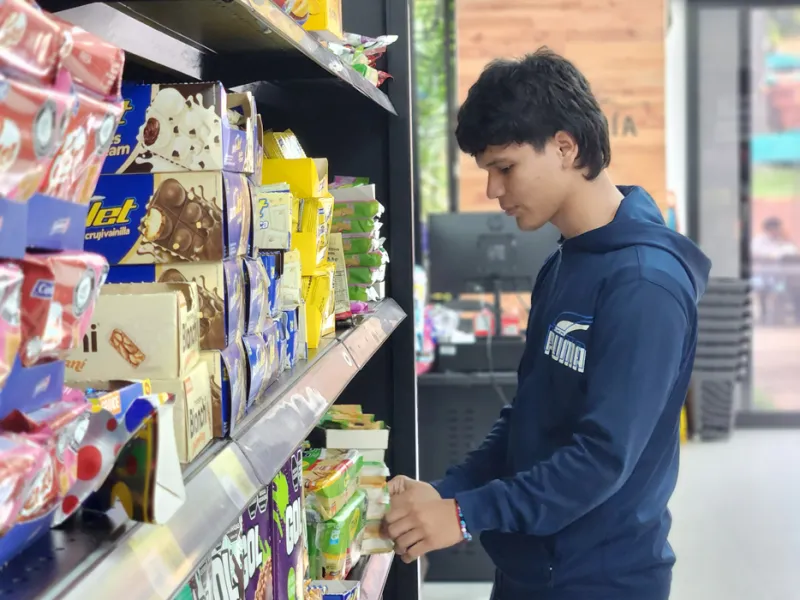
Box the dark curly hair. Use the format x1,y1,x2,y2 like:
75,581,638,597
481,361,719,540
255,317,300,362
455,47,611,180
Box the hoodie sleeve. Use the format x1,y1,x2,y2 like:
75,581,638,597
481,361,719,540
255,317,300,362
432,405,512,499
454,277,690,537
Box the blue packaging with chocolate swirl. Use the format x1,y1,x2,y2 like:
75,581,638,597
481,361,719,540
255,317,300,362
87,171,249,265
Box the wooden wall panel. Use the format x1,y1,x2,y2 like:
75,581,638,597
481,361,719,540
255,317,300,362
457,0,666,213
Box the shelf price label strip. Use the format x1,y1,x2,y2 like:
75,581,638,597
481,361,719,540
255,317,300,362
341,299,406,368
235,341,359,485
61,445,260,600
360,553,395,600
127,525,186,598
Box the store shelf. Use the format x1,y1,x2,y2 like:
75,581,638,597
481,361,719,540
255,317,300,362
0,300,405,600
56,4,205,79
340,301,406,368
43,1,396,114
350,553,394,600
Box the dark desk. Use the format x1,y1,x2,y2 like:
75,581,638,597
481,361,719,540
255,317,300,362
418,371,518,583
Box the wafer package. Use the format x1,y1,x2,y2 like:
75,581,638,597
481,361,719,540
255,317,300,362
201,339,247,438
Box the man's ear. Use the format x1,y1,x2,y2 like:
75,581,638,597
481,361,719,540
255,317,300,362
553,131,578,169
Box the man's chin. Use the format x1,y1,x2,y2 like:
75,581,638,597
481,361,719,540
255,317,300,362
515,215,545,231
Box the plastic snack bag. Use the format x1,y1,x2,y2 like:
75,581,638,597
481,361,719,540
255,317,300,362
331,217,382,235
344,249,388,268
306,488,367,579
341,234,383,255
303,448,363,521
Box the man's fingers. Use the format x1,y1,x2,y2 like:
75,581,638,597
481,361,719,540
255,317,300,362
387,475,410,496
394,528,425,556
386,515,416,541
384,502,411,525
388,491,413,512
401,540,430,564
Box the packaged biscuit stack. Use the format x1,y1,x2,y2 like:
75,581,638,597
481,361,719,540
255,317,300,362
85,81,260,440
302,448,367,580
315,405,393,555
330,178,388,304
359,461,393,555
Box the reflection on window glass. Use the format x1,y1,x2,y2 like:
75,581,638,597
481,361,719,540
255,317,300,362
750,7,800,411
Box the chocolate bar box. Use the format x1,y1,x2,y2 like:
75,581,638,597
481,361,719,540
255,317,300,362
271,446,306,600
106,258,245,351
64,281,201,381
243,256,269,335
242,332,280,416
201,339,247,438
104,82,256,175
86,171,250,265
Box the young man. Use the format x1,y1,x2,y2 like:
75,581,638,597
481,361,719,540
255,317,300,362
384,48,711,599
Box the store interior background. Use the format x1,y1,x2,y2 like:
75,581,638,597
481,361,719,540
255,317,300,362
411,0,800,598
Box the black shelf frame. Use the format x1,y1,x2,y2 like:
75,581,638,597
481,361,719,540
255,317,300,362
10,1,419,598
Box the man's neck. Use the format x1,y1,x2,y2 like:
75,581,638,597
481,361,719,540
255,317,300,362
551,172,624,239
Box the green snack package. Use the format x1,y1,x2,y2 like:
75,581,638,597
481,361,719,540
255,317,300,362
306,488,368,579
348,285,381,303
303,448,363,520
344,249,388,268
331,216,382,234
332,200,385,219
347,265,385,286
341,234,383,254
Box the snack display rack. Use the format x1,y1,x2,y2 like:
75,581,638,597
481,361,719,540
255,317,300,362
0,0,418,599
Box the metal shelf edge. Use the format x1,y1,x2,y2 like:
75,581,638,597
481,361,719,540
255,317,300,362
58,443,260,600
58,4,205,80
49,1,396,113
340,299,405,368
235,299,407,485
357,553,395,600
232,0,397,114
1,300,405,599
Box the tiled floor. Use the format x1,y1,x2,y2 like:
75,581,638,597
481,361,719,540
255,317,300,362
422,430,800,600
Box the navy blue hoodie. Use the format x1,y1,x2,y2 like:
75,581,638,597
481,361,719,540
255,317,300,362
433,187,711,599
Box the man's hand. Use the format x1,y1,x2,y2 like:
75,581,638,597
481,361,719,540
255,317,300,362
387,475,440,501
384,478,464,563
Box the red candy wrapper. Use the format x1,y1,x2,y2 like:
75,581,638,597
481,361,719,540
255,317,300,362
50,15,125,99
0,264,22,391
0,69,76,203
0,0,65,85
0,433,47,535
39,89,123,204
17,251,108,367
1,395,89,523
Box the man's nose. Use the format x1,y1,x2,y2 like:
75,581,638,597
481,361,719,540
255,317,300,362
486,172,505,200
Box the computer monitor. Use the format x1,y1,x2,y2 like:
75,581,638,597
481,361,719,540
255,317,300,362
428,211,561,295
428,212,561,335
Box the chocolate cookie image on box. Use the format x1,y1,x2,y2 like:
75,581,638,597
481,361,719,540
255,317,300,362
139,178,223,262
